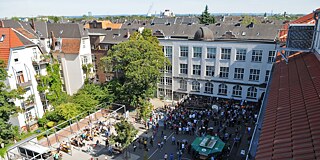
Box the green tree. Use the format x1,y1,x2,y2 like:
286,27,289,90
11,17,19,21
38,61,68,107
109,118,138,149
102,29,169,107
55,103,81,120
71,92,98,113
0,60,22,147
241,15,257,25
199,5,215,24
138,99,153,122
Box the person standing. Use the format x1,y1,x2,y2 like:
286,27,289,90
164,153,168,160
169,153,174,160
133,143,137,152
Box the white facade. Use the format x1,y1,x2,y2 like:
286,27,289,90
6,45,46,130
56,37,93,95
158,39,276,102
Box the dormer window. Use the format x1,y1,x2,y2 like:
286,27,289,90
0,35,5,42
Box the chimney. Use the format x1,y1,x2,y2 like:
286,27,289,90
126,30,130,39
31,18,36,31
50,31,56,50
0,20,4,28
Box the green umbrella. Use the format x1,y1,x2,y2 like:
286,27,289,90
191,135,225,156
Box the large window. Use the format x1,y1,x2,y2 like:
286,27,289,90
268,51,276,63
234,68,244,80
193,65,201,75
180,64,188,74
206,66,215,76
205,82,214,94
159,77,164,85
221,48,231,60
265,70,270,82
218,84,227,95
247,87,257,98
193,47,202,58
180,80,187,90
191,81,200,92
236,49,246,61
164,46,173,57
232,85,242,97
252,50,262,62
158,88,164,96
165,77,172,85
249,69,260,81
180,46,188,57
207,47,216,59
219,67,229,78
165,65,172,73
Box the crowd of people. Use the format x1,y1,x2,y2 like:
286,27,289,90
132,95,260,159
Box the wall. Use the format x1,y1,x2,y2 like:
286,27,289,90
158,39,276,102
315,12,320,54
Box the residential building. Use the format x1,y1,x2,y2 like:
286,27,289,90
0,28,47,131
48,23,93,95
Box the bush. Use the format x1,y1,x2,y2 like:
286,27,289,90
46,121,55,128
38,117,49,127
45,111,61,122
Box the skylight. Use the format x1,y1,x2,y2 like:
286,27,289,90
0,35,5,42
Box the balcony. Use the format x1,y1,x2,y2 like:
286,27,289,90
21,101,35,110
17,80,32,88
32,58,50,65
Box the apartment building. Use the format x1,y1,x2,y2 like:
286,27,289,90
48,23,93,95
0,28,47,131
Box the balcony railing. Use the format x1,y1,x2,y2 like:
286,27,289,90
17,80,32,88
21,101,35,110
32,58,50,65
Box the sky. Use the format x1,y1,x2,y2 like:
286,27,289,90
0,0,319,18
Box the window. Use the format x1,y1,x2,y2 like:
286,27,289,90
14,58,19,62
191,81,200,92
164,46,173,57
82,56,88,64
232,85,242,97
180,64,188,74
193,65,201,75
16,71,25,84
83,41,86,48
165,65,172,73
92,55,96,62
247,87,257,98
268,51,276,63
160,68,164,73
206,66,215,76
159,77,164,85
0,35,5,42
221,48,231,60
234,68,244,80
265,70,270,82
180,80,187,90
219,67,229,78
165,77,172,85
32,48,37,58
207,47,216,59
158,88,164,96
165,89,172,99
193,47,202,58
252,50,262,62
205,82,214,94
236,49,246,61
249,69,260,81
218,84,227,95
180,46,188,57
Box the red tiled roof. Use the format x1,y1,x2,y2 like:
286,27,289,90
61,38,80,54
0,28,24,66
15,27,37,39
256,52,320,160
